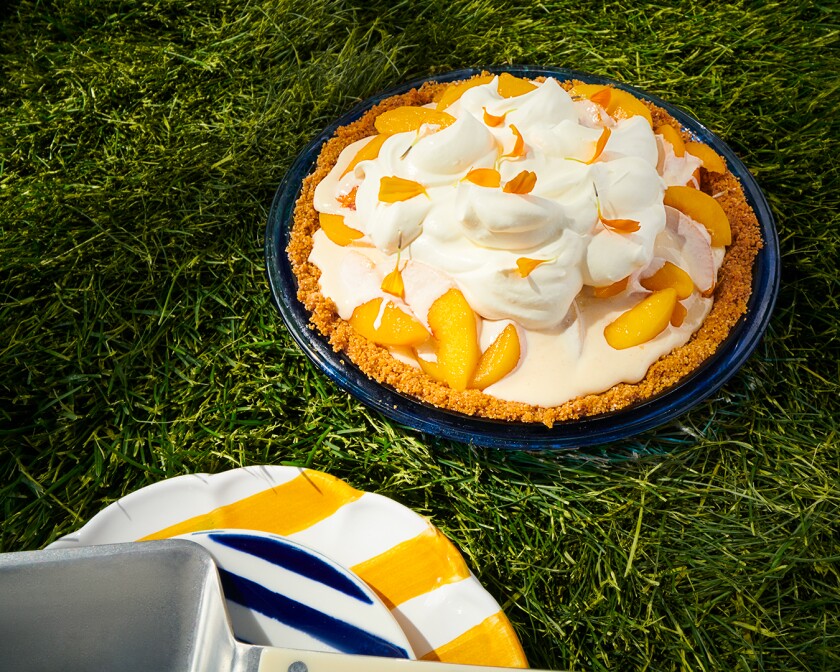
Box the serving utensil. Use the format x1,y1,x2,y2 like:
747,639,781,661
0,540,557,672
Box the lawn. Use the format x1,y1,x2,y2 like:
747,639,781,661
2,1,839,670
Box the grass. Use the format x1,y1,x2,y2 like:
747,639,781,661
2,0,839,669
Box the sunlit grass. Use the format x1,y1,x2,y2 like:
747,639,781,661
1,1,839,670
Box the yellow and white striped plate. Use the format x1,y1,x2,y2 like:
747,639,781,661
48,466,528,668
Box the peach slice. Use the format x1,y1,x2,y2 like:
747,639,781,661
497,73,537,98
415,353,445,383
670,302,687,327
589,87,612,108
686,168,701,189
569,84,652,126
319,213,364,246
374,106,455,134
568,83,608,101
640,261,694,299
435,75,494,110
664,185,731,247
608,89,653,126
341,134,390,177
349,298,430,347
379,176,427,203
427,288,480,391
685,141,727,174
655,124,685,157
471,324,521,390
593,276,629,298
604,288,678,349
464,168,501,188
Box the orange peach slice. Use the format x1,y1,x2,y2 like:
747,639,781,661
655,124,685,157
664,185,731,247
685,141,727,174
670,302,687,327
415,353,445,383
349,298,430,347
568,83,608,101
497,73,537,98
471,324,521,390
589,87,612,108
374,107,455,134
604,288,678,349
435,75,494,110
341,134,390,177
686,168,701,189
640,261,694,300
569,84,652,126
427,288,480,391
608,89,653,126
593,277,629,298
319,213,364,246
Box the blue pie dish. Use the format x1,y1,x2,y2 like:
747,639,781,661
265,66,779,451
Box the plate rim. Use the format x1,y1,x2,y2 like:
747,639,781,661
264,65,780,451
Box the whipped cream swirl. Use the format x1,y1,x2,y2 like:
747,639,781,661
314,77,700,330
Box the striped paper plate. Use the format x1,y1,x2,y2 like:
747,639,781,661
48,466,528,668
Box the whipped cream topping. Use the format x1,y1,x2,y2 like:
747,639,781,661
310,76,721,407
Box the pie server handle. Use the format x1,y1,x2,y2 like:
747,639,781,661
249,645,559,672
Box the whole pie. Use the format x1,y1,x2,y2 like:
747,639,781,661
288,73,762,426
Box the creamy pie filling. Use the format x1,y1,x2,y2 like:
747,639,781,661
287,74,761,422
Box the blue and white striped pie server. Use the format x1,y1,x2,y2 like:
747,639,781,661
0,540,560,671
174,529,413,659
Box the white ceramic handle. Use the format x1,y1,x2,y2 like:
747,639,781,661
257,647,557,672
